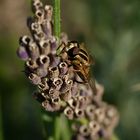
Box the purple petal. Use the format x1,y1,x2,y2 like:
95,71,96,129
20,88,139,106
17,46,29,60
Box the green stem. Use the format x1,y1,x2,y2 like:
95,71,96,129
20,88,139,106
111,134,120,140
54,0,61,38
43,112,63,140
0,96,4,140
61,115,71,140
54,116,61,140
55,114,71,140
42,112,55,140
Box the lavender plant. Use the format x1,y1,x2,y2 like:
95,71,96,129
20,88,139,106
17,0,119,140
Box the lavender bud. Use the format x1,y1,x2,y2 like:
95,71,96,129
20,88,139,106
19,35,32,46
66,79,73,87
63,74,69,81
93,82,104,102
32,0,43,12
28,73,41,85
28,42,40,60
38,78,49,91
37,55,50,67
17,46,29,60
75,108,84,118
103,118,111,127
60,90,71,102
90,133,99,140
94,108,105,123
39,40,51,55
106,106,116,119
68,98,79,109
51,97,60,105
35,55,50,77
59,62,68,75
78,96,89,109
42,20,52,37
49,88,60,99
50,55,60,67
85,104,96,119
96,82,104,96
89,121,100,135
26,59,38,70
53,77,63,90
50,37,58,54
35,9,45,23
36,67,48,78
44,5,53,21
49,66,59,79
51,103,61,111
34,31,46,41
60,76,73,93
42,100,55,112
71,82,79,97
79,125,90,136
30,21,41,33
84,86,93,97
103,106,119,129
64,107,74,120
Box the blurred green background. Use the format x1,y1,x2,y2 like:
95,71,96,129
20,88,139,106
0,0,140,140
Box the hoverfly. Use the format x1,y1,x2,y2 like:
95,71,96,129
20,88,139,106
57,41,95,83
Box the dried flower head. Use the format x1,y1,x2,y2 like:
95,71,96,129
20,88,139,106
17,0,119,140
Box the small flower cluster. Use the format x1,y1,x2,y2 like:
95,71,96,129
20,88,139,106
17,0,119,140
72,97,119,140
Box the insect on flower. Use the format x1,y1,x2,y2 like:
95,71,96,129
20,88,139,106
57,41,95,83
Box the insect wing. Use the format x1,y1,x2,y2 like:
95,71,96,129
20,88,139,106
56,42,66,55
